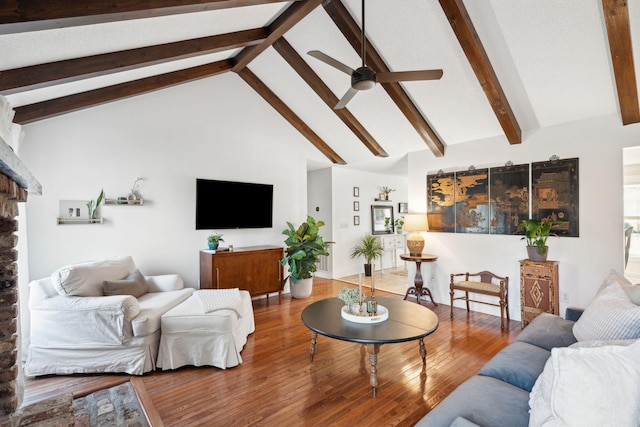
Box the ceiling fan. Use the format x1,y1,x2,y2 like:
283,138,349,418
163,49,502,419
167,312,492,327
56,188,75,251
308,0,443,109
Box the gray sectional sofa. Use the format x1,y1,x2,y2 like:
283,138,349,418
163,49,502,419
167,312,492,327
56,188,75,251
417,309,582,427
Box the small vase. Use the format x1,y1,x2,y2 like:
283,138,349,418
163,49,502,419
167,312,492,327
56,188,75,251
208,242,219,250
127,192,138,205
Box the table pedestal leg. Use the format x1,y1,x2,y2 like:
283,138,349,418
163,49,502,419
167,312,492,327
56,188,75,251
419,338,426,365
403,260,438,306
309,332,317,362
366,344,380,397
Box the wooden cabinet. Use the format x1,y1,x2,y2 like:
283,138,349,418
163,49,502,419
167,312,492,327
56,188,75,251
519,260,559,327
200,246,284,300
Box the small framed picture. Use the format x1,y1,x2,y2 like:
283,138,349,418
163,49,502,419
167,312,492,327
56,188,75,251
399,202,408,214
354,215,360,226
354,201,359,211
353,187,359,197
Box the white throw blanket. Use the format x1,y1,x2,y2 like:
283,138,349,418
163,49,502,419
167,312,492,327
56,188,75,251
195,288,242,316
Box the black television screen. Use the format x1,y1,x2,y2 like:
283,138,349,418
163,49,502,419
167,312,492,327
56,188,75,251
196,179,273,229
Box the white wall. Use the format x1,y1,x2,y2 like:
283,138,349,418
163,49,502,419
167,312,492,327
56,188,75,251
409,114,640,320
18,73,326,287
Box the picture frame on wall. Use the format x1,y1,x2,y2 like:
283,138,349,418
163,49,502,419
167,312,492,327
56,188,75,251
354,201,359,211
354,215,360,225
398,202,408,214
353,187,359,197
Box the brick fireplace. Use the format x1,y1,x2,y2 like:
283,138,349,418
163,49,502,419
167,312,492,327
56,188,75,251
0,141,74,426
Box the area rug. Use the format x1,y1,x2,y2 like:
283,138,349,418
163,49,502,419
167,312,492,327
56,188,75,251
337,267,409,296
73,381,149,427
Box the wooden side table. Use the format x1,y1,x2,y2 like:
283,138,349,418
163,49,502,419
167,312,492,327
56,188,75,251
519,260,559,327
400,254,438,306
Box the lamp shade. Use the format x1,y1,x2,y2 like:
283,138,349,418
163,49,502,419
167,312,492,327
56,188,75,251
403,214,429,232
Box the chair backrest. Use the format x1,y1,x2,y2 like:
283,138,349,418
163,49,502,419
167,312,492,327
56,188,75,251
625,226,633,268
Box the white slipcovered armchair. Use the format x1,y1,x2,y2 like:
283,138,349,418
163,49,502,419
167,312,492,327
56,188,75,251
25,256,194,376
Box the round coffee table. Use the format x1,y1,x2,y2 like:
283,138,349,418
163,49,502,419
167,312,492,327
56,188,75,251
301,297,439,397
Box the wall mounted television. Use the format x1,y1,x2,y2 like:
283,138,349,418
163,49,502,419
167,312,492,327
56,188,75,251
196,179,273,229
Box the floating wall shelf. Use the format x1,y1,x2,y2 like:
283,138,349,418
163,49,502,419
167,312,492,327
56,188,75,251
57,218,104,225
104,199,144,206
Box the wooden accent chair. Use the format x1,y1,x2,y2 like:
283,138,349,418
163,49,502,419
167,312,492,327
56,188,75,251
450,271,509,330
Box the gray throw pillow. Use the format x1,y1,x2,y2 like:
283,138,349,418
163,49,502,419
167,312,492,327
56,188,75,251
103,269,148,298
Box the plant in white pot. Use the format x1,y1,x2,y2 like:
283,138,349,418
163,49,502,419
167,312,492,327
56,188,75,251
281,216,329,298
350,234,384,276
515,218,559,262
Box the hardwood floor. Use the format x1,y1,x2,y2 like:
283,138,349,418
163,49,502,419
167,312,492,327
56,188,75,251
23,279,522,426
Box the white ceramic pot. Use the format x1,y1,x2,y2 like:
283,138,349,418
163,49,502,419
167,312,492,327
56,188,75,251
290,277,313,299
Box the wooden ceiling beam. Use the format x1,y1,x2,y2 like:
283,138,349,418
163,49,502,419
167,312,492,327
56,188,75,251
323,0,445,157
0,28,267,93
273,37,388,158
232,0,323,72
601,0,640,125
439,0,521,144
0,0,297,24
236,67,346,164
13,59,233,124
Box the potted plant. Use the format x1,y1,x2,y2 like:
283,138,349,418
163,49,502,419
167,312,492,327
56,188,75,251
395,217,404,234
381,186,395,200
207,232,224,250
515,218,558,262
281,216,329,298
384,216,393,232
350,234,384,276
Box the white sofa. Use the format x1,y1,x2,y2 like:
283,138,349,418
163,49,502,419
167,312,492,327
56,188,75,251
25,256,194,376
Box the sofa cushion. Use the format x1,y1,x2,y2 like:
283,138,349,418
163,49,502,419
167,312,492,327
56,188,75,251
515,313,577,351
572,282,640,341
51,256,136,297
596,268,640,304
103,269,148,298
478,341,550,392
529,340,640,426
131,288,194,337
415,376,530,427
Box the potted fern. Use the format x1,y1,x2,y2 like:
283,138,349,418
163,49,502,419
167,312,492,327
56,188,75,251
515,218,558,262
350,234,384,276
281,216,329,298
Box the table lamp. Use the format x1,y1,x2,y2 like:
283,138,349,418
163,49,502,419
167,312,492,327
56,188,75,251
403,214,429,256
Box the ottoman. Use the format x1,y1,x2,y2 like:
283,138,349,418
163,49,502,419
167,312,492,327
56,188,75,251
157,289,255,370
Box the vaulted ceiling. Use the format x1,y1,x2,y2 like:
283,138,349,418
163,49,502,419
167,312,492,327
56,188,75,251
1,0,639,172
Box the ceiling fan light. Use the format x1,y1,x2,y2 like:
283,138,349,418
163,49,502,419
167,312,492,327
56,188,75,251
353,79,376,90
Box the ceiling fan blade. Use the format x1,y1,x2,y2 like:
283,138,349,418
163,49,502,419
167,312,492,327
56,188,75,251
334,87,358,110
308,50,354,76
376,69,444,83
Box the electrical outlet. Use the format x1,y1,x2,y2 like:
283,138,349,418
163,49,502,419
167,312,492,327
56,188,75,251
560,292,569,302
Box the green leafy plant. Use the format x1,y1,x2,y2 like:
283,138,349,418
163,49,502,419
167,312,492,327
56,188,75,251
515,219,558,255
207,233,224,245
86,189,104,219
384,216,392,231
281,216,329,284
350,234,384,264
338,287,362,306
394,217,404,228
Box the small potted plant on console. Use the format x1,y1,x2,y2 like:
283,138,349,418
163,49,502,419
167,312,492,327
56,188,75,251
207,233,224,250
